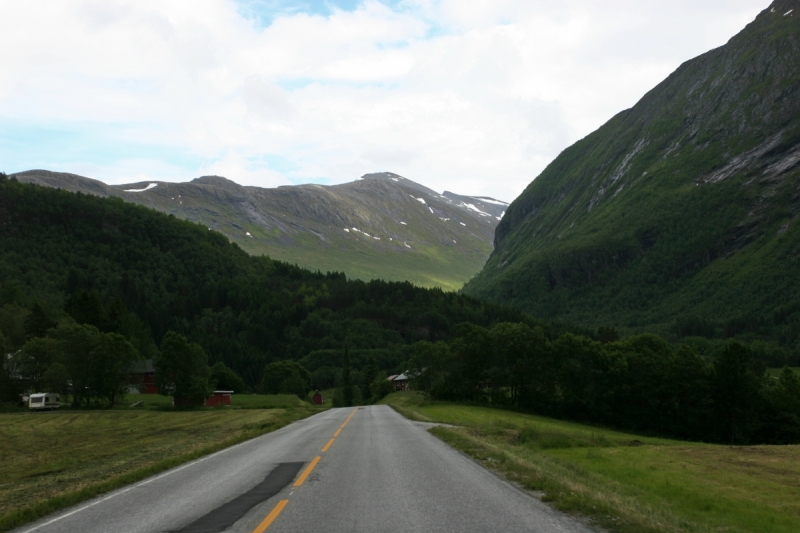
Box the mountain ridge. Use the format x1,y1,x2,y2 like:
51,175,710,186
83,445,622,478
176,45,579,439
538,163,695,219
13,170,507,290
463,0,800,343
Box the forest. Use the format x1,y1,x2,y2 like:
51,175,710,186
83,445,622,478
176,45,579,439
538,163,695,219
0,175,530,401
408,323,800,444
1,175,798,444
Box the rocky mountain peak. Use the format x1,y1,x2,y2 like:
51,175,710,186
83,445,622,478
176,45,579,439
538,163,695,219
191,175,244,190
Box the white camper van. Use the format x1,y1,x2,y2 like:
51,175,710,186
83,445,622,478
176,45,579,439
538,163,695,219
28,393,60,410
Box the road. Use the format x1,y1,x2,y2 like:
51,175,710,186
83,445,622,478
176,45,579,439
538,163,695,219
14,405,595,533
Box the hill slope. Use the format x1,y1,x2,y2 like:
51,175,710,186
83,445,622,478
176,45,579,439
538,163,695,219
13,171,506,290
464,0,800,342
0,176,524,387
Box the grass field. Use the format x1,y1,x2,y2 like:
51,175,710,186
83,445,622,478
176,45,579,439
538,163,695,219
383,392,800,533
0,395,321,532
124,393,310,410
767,367,800,378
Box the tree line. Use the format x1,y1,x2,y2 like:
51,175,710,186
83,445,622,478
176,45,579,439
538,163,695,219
409,322,800,444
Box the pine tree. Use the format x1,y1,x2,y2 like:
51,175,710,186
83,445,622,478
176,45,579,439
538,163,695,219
24,304,56,340
362,354,378,401
342,343,353,407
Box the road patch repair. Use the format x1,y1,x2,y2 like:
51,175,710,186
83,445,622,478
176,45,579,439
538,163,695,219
178,463,304,533
249,407,359,531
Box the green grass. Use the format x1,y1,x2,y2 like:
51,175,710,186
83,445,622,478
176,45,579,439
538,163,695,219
767,367,800,378
237,235,487,291
383,392,800,533
86,393,317,410
0,396,321,531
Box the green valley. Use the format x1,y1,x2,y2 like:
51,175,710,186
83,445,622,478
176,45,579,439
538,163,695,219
0,175,523,395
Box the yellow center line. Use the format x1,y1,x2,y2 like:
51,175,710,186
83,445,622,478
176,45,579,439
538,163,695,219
321,438,335,452
293,456,321,487
333,428,341,437
339,410,357,429
252,499,288,533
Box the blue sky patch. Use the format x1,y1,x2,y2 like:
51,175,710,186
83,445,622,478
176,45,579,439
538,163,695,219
234,0,409,28
0,121,205,176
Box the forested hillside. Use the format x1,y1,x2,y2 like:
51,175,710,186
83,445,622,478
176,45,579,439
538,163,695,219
0,175,525,392
464,0,800,349
2,175,798,443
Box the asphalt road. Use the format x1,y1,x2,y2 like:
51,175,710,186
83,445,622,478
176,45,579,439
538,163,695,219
14,405,595,533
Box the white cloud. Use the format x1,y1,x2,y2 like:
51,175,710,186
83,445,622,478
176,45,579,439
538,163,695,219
243,76,296,120
198,152,292,187
0,0,766,201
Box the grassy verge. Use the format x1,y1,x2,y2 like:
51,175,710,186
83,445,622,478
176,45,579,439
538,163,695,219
0,396,320,532
382,392,800,533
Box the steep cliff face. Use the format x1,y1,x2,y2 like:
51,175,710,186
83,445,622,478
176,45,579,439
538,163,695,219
13,170,507,290
464,0,800,332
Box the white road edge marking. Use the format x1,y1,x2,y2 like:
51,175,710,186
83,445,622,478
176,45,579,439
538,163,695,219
16,437,258,533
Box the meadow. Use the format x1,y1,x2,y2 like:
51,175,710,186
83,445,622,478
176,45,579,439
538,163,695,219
384,392,800,533
0,395,321,531
767,367,800,378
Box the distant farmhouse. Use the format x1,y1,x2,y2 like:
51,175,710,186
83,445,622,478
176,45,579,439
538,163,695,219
387,373,409,391
129,359,158,394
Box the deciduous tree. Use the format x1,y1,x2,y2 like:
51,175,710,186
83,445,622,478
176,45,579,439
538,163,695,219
156,331,212,406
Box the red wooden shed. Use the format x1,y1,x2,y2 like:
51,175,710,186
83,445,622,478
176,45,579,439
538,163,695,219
205,390,233,407
129,359,158,394
312,391,324,405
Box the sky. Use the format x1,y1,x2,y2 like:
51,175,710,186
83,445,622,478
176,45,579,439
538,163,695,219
0,0,768,202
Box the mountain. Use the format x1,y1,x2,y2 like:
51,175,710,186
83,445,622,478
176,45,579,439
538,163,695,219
11,170,507,290
463,0,800,342
0,175,528,388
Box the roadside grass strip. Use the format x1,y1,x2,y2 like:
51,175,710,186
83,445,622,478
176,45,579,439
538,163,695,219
383,392,800,533
0,402,319,533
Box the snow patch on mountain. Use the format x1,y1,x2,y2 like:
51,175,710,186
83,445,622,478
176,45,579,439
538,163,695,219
125,183,158,192
460,202,492,217
475,197,508,206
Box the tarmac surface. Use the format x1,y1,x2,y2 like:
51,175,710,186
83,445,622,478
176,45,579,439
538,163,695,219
13,405,596,533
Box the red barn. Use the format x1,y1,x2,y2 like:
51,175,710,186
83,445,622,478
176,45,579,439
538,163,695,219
130,359,158,394
312,391,324,405
205,391,233,407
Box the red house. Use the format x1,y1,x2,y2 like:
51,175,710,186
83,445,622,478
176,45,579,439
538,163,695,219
130,359,158,394
205,391,233,407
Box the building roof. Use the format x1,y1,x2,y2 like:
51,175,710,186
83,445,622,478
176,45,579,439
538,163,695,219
130,359,155,373
393,373,408,381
